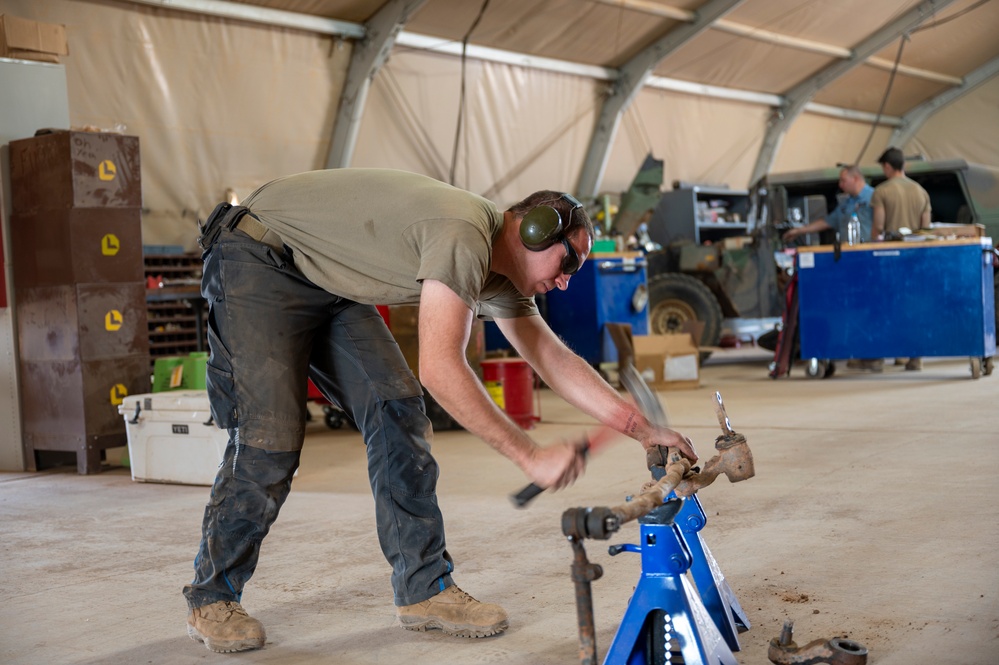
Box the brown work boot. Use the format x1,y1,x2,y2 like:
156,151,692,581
397,585,508,638
187,600,266,653
905,358,923,371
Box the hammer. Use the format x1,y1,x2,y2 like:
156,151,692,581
510,365,674,508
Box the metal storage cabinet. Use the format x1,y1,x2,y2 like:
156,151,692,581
647,186,750,248
10,131,149,473
10,130,142,211
10,208,144,287
796,238,995,373
545,252,649,365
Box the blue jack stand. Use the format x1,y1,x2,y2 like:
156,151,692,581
675,493,750,651
602,499,739,665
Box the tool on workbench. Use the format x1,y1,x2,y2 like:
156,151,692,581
768,620,868,665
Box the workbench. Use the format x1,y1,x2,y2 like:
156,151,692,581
796,238,995,377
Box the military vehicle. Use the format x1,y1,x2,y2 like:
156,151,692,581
612,156,999,352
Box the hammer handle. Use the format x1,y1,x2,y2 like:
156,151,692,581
510,481,547,508
509,427,616,509
510,445,587,509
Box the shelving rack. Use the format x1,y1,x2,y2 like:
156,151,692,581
144,252,206,367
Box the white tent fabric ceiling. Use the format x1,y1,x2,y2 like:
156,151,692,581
5,0,997,247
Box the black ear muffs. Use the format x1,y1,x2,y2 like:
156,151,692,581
520,205,564,251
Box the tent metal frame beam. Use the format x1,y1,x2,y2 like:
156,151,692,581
748,0,958,185
120,0,925,186
326,0,427,168
889,54,999,149
576,0,745,199
124,0,365,38
589,0,962,86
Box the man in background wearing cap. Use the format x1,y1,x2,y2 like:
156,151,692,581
871,147,932,371
871,147,931,241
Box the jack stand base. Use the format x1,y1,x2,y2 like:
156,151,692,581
604,503,739,665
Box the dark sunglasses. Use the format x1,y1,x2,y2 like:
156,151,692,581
559,236,581,276
558,195,583,276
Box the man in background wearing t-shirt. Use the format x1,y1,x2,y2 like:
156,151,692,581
871,147,931,240
871,148,932,371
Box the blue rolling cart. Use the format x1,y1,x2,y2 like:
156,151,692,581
545,252,650,365
796,238,995,378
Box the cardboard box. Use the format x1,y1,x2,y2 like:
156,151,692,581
633,334,700,390
0,15,69,63
118,391,229,486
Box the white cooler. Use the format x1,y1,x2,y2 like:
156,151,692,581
118,391,229,486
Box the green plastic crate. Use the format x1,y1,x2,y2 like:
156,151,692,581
183,352,208,390
152,352,208,392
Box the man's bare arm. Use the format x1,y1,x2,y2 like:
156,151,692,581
497,314,696,460
417,280,584,489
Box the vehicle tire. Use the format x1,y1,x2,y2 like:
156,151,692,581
648,273,724,350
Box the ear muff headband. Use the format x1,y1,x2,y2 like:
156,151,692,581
520,193,583,251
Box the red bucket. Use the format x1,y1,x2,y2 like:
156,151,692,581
481,358,541,430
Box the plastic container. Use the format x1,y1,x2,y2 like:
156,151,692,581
117,391,228,486
152,352,208,392
847,213,861,246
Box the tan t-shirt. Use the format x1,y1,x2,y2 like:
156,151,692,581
870,176,932,233
242,168,537,320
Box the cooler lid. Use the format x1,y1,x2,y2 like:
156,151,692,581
117,390,213,417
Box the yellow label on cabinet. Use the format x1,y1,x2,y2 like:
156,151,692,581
485,381,504,410
98,159,117,181
110,383,128,405
101,234,120,256
104,310,122,331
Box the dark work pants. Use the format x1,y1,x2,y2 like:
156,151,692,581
182,220,453,610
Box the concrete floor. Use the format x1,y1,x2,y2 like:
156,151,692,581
1,350,997,664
